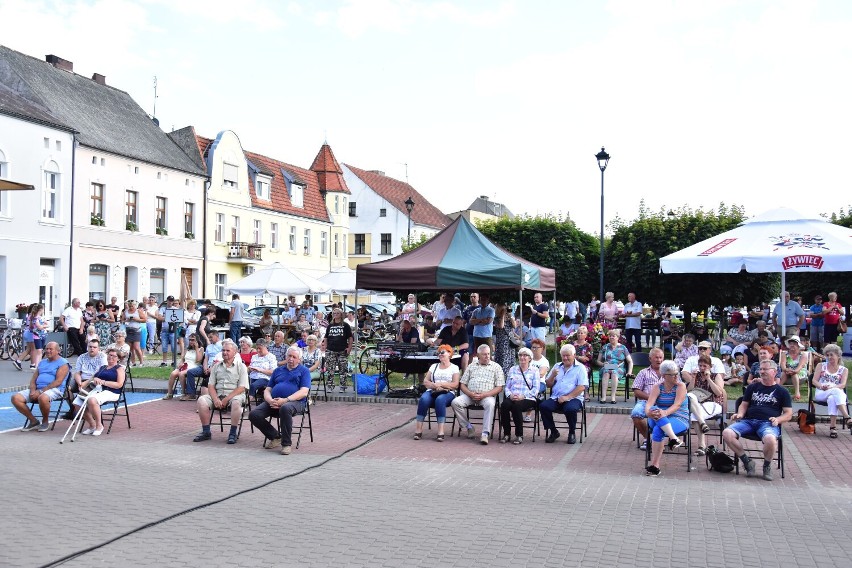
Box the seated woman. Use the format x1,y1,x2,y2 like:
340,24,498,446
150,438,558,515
258,308,274,338
413,344,459,441
74,348,126,436
687,354,726,455
645,360,689,476
780,336,809,401
812,344,851,437
597,329,633,404
164,334,203,400
301,334,323,381
499,347,540,444
238,336,256,366
107,330,131,368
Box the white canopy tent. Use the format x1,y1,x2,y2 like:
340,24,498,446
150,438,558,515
226,262,331,296
660,207,852,332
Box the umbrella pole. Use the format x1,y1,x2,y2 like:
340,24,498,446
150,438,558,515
781,271,786,339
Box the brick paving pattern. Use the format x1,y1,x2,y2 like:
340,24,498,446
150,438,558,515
1,395,850,567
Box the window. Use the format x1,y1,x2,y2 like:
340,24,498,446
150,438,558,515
90,183,104,222
354,233,366,255
349,202,357,217
270,223,279,249
380,208,387,217
134,166,139,174
223,163,238,188
125,190,138,226
230,215,240,242
156,197,167,230
43,137,49,149
256,176,271,200
215,213,224,242
100,158,105,166
91,156,97,164
150,268,165,303
184,202,194,236
55,140,61,152
334,233,339,258
214,274,227,301
0,154,7,216
290,183,304,208
289,226,296,252
303,228,311,255
89,264,108,301
381,233,392,255
42,164,60,220
334,195,339,214
321,231,328,256
253,220,261,245
156,172,162,180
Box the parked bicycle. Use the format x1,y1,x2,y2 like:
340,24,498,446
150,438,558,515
0,320,24,361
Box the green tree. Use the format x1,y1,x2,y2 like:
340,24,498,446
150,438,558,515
476,215,599,300
605,203,777,326
400,232,431,253
786,206,852,302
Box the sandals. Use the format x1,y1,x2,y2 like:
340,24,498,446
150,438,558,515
700,423,710,434
695,447,707,456
829,427,838,439
846,418,852,431
413,432,422,441
436,434,445,442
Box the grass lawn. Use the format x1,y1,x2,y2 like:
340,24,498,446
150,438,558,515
129,367,171,381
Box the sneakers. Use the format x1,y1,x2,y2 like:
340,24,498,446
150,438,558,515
81,427,95,435
159,362,168,367
12,358,22,371
743,457,756,477
480,434,489,445
639,441,648,451
162,393,173,400
513,436,523,445
22,420,40,432
265,437,282,449
281,445,292,455
523,415,532,423
38,422,50,432
499,435,510,444
762,461,774,481
667,437,684,450
466,427,477,439
645,465,661,476
227,433,237,444
91,427,103,436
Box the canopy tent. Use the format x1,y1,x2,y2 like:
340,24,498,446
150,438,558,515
226,262,331,296
659,207,852,330
318,266,373,295
355,215,556,292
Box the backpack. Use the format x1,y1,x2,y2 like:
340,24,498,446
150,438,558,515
706,445,735,473
797,409,815,434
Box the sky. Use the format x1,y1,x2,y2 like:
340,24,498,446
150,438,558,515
2,0,851,235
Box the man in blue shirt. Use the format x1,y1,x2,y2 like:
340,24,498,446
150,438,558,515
772,292,805,339
249,346,311,455
11,342,69,431
470,293,495,353
809,294,825,351
540,343,588,444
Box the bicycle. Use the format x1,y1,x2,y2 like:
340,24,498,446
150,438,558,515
0,324,24,361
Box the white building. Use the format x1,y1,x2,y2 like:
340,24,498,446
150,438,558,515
342,164,449,267
0,46,208,308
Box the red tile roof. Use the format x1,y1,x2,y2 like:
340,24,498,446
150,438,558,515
344,164,451,230
310,143,349,194
195,134,333,223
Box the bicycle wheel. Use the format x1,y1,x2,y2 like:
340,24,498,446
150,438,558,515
359,347,379,375
0,336,10,360
10,333,23,357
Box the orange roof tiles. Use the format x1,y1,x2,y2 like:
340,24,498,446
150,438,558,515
310,143,349,194
344,164,451,230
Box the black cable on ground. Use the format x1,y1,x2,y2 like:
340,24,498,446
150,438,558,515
39,416,413,568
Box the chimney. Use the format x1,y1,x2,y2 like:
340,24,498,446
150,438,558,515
45,54,73,72
92,73,106,85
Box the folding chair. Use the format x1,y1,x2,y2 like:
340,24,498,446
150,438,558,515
24,376,71,432
548,399,587,443
455,394,500,439
425,389,458,433
645,418,692,472
100,379,132,434
212,394,252,439
807,369,850,436
733,425,785,478
262,400,314,449
311,358,328,402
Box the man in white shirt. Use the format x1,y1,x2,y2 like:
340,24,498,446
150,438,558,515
60,298,85,356
622,292,644,352
436,294,462,332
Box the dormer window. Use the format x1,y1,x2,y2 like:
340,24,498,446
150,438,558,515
255,175,271,200
290,183,304,208
223,163,238,188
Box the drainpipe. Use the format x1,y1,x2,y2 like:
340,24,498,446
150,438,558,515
67,133,77,310
202,179,210,296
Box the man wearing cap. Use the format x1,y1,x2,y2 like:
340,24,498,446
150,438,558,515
809,294,825,351
156,296,179,367
772,292,805,339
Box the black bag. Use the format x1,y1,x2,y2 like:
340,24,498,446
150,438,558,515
706,445,735,473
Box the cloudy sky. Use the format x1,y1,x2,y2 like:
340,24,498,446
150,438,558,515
3,0,850,234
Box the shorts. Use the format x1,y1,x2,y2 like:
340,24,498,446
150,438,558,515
810,325,824,343
33,337,46,349
73,390,120,407
630,400,648,419
728,418,780,440
198,393,246,411
19,387,64,401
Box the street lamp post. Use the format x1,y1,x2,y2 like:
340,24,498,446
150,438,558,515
404,196,415,247
595,147,610,304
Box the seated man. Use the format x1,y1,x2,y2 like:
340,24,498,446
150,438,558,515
451,344,505,445
630,347,665,450
397,319,420,344
11,342,70,431
540,343,589,444
723,359,792,482
437,316,470,371
422,314,439,345
186,331,222,398
267,330,289,366
193,339,248,444
249,346,311,456
295,330,309,349
65,338,108,419
247,338,278,397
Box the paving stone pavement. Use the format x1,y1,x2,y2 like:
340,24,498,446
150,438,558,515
1,397,851,568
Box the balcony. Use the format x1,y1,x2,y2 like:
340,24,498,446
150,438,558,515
227,241,265,263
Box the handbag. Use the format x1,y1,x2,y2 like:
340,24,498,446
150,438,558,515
691,387,713,403
797,409,815,434
839,320,847,334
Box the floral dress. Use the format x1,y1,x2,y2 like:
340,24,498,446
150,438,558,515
574,341,594,376
95,311,112,346
601,343,629,378
493,314,515,378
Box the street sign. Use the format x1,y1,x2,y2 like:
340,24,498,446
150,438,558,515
165,308,184,325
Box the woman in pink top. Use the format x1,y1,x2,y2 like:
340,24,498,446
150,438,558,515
597,292,619,324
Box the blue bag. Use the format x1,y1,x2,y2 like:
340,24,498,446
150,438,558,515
353,373,387,395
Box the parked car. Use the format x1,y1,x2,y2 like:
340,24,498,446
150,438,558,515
195,298,261,339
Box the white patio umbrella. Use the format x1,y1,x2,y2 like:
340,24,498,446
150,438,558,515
660,207,852,331
226,262,331,296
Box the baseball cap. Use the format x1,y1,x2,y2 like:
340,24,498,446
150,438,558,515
697,340,712,349
166,295,175,301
